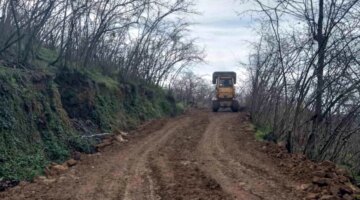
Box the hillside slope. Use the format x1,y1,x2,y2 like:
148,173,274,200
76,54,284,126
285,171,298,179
0,64,179,182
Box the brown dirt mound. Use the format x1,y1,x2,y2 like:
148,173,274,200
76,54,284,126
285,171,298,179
262,142,360,199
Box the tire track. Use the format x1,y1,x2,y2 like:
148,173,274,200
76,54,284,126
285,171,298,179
197,112,301,200
147,111,231,200
120,116,191,200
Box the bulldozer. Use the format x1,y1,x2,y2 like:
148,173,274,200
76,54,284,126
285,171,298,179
212,71,239,112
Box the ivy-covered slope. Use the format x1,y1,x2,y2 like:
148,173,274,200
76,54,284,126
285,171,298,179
0,65,179,181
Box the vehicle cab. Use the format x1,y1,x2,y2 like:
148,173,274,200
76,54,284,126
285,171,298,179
212,71,239,112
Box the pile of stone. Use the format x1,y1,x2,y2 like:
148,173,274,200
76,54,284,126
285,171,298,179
261,142,360,199
301,161,359,199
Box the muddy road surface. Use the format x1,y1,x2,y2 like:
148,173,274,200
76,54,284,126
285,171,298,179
1,110,304,200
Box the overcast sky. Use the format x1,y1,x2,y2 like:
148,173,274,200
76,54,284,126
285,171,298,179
187,0,257,83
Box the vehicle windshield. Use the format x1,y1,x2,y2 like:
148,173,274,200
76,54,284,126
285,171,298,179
219,79,233,87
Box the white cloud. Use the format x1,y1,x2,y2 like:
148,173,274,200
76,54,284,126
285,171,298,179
187,0,257,83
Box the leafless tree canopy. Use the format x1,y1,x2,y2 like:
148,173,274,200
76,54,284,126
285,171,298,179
0,0,203,84
246,0,360,172
170,71,213,107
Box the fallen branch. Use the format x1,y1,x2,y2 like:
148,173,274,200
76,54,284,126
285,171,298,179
81,133,112,138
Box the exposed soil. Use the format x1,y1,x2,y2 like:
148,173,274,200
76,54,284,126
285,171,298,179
1,110,359,200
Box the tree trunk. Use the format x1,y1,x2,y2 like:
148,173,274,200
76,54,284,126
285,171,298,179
305,0,325,159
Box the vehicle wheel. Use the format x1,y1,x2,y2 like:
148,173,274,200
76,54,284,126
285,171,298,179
231,100,239,112
212,100,220,112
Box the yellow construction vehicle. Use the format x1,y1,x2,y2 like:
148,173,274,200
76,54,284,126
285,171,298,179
212,71,239,112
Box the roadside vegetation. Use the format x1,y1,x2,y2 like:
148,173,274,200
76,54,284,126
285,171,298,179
245,0,360,183
0,0,202,181
170,71,213,108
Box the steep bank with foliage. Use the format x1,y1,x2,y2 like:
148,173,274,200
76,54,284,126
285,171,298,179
0,65,180,181
0,0,201,183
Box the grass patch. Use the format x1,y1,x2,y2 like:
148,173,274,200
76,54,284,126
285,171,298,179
254,125,272,141
175,102,186,114
85,70,119,90
37,47,58,63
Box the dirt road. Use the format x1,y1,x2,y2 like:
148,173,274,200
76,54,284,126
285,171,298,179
1,110,304,200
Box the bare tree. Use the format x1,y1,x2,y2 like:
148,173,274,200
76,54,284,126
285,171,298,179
246,0,360,172
0,0,202,84
170,71,213,107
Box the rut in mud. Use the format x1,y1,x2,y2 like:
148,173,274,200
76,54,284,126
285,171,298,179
1,110,304,200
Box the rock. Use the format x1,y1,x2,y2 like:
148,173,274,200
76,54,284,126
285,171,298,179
34,176,54,184
292,153,307,161
342,194,352,200
277,141,285,147
180,161,191,166
312,170,327,178
120,131,129,136
325,172,337,179
96,140,113,149
336,168,351,177
42,178,56,185
113,129,129,136
66,159,77,167
68,174,80,181
297,153,307,161
115,135,127,143
24,192,33,198
35,176,47,182
307,184,322,193
319,195,337,200
339,185,353,195
321,160,336,169
346,183,360,194
338,175,349,183
206,179,221,190
305,193,319,199
309,164,317,170
321,189,330,195
238,182,246,187
345,183,360,193
57,176,67,183
72,151,81,161
51,164,69,175
312,177,331,187
329,185,340,196
298,183,312,191
279,162,285,167
18,181,28,187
